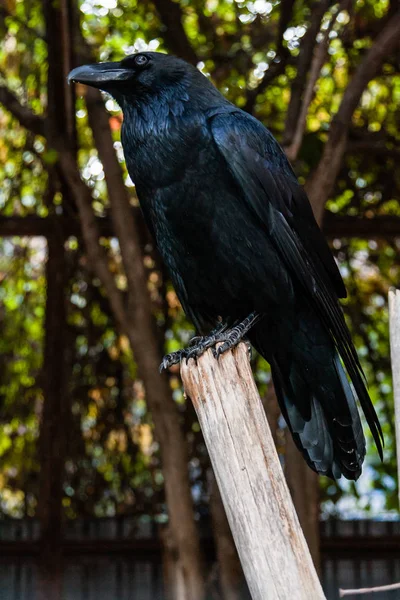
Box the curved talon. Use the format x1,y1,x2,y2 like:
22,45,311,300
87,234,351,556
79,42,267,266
159,355,172,372
215,343,227,359
185,354,198,365
159,349,187,372
246,341,252,361
216,342,228,359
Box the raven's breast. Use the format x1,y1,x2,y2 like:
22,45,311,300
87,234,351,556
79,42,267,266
122,114,294,327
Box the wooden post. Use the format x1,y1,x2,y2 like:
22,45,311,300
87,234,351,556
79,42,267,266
389,288,400,508
181,344,325,600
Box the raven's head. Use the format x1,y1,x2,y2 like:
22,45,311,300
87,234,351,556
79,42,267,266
68,52,203,105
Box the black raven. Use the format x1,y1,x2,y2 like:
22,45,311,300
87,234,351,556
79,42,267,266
69,52,383,480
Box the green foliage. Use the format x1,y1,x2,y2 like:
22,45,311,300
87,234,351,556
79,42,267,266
0,239,44,516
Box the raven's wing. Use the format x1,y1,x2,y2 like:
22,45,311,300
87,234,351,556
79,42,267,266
209,109,383,456
211,110,345,298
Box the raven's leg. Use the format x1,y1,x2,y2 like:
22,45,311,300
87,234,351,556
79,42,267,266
187,321,228,348
159,313,259,371
212,312,260,359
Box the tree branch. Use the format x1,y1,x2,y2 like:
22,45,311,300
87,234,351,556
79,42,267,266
284,1,349,161
277,0,296,52
283,0,330,145
340,582,400,597
0,84,45,136
0,16,131,337
337,12,400,126
306,10,400,224
243,59,288,114
147,0,198,65
0,84,398,245
243,0,295,114
56,148,131,334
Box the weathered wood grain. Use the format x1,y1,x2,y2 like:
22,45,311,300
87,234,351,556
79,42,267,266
181,343,325,600
389,288,400,509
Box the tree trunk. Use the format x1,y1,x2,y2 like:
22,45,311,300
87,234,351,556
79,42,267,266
284,434,321,572
61,19,206,598
262,382,281,447
37,231,68,600
161,524,189,600
83,87,206,600
36,1,77,597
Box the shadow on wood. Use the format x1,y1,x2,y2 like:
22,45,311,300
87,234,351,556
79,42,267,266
181,343,325,600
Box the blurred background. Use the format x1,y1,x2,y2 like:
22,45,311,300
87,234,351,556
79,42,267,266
0,0,400,598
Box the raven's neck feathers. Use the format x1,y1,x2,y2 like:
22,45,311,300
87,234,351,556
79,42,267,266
119,71,231,143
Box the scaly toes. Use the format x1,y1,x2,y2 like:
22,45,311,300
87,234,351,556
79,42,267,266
213,342,229,359
188,335,203,347
213,334,242,360
185,341,208,363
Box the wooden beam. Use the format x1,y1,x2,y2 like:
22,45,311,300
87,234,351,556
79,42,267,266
181,344,325,600
323,214,400,239
0,215,111,238
1,214,400,239
1,532,400,558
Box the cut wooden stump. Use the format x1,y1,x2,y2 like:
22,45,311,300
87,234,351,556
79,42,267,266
181,343,325,600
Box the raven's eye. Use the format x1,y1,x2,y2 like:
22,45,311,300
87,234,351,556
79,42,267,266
134,55,148,67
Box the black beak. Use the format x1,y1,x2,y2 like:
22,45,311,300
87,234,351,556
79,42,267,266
67,62,132,89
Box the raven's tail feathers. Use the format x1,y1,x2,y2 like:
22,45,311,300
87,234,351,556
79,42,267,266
271,354,365,480
250,314,376,480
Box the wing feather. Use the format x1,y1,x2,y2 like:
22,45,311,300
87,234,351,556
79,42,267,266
210,110,383,456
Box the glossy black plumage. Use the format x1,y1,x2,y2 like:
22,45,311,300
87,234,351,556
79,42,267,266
68,52,383,480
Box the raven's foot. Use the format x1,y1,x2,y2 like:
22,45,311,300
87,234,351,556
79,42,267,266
159,323,228,372
159,314,259,371
212,312,259,359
